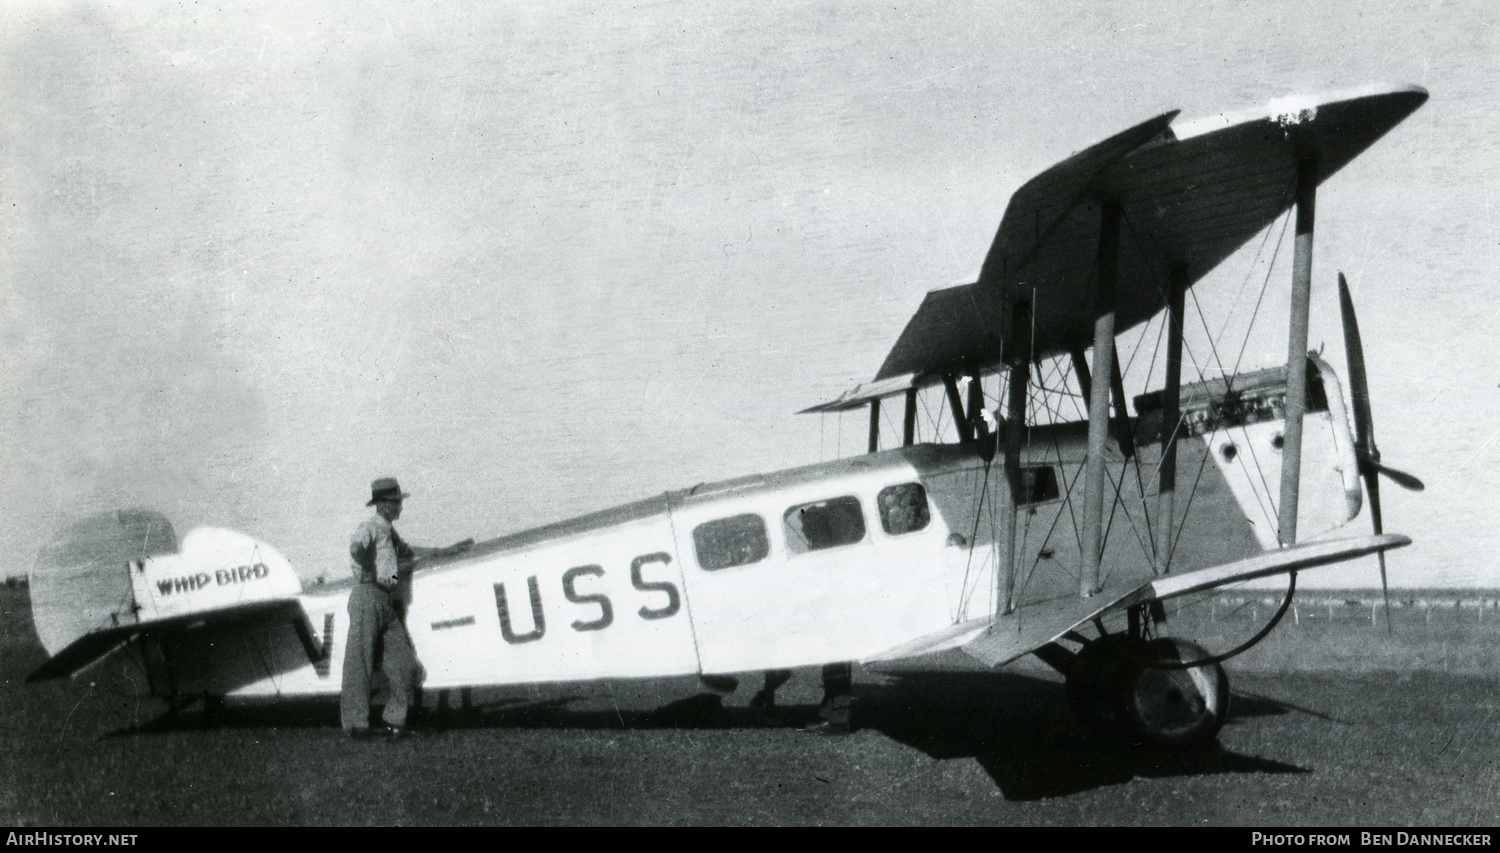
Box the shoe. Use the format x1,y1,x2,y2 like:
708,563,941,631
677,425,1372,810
385,725,410,741
747,693,782,726
347,727,372,740
802,721,851,737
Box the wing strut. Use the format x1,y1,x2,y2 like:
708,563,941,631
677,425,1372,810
1278,154,1319,546
1074,343,1135,458
1154,263,1188,572
1069,346,1092,408
968,368,990,446
1081,200,1121,597
1109,343,1135,459
942,373,973,443
998,301,1032,614
902,387,917,446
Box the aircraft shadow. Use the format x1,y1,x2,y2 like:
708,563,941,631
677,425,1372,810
110,688,790,736
107,669,1311,800
853,669,1308,800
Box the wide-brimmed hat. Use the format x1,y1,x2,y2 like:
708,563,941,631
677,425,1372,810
366,477,411,506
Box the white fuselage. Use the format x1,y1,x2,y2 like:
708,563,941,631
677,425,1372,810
241,448,977,697
180,397,1357,700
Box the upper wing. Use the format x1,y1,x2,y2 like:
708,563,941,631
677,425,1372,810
861,532,1410,668
871,282,1006,391
875,109,1178,383
809,85,1427,409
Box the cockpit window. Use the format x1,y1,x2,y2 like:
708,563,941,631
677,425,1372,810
783,496,865,554
878,483,931,535
693,514,770,571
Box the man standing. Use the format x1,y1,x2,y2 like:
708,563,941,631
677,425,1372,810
749,663,853,735
342,477,469,739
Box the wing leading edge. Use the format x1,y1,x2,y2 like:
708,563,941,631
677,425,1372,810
862,533,1410,668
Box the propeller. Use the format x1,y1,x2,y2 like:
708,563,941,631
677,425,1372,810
1338,272,1425,632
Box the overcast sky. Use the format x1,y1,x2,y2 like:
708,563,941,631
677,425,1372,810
3,1,1497,588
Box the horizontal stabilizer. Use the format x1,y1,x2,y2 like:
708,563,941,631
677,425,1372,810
27,598,310,683
24,626,136,684
30,516,305,669
877,533,1412,670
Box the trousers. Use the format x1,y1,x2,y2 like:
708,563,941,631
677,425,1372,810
819,662,853,726
341,582,418,731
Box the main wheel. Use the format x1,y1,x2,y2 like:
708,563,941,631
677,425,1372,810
1119,638,1230,748
1064,634,1143,733
200,692,226,727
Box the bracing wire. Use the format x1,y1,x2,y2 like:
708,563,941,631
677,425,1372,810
1214,179,1298,348
1227,206,1295,379
1165,425,1223,568
835,408,843,459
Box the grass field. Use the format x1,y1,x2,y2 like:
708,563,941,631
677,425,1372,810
3,585,1498,826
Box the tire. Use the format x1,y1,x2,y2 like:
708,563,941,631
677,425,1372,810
1064,634,1145,733
1119,638,1230,748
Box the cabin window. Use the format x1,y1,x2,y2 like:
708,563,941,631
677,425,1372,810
877,483,930,535
693,514,770,571
783,496,866,554
1020,466,1060,504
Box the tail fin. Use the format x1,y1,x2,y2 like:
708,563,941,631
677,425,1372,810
30,509,178,657
126,527,302,621
29,510,304,682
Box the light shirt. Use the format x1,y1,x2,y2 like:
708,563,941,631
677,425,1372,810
349,513,416,589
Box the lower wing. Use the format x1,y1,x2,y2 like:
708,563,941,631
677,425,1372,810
863,533,1410,668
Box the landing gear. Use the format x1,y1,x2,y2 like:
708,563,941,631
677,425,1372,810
1060,633,1230,748
200,692,226,728
1118,638,1229,747
158,691,226,729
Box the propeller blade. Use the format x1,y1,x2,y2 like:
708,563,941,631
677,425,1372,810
1341,272,1395,632
1343,275,1425,496
1374,462,1425,492
1338,273,1376,458
1368,468,1393,633
1376,549,1393,634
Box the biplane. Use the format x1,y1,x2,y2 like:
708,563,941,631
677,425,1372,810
27,84,1427,748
